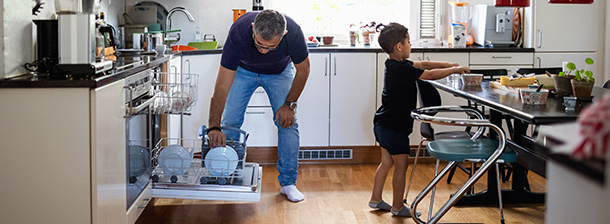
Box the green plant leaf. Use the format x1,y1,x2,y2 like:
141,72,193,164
585,58,594,65
585,71,594,79
559,71,566,77
575,70,581,80
566,62,576,71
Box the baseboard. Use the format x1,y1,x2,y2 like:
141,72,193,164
245,145,436,165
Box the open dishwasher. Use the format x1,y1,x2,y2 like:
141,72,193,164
148,72,261,202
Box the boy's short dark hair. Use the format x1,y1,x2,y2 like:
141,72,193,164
377,23,409,54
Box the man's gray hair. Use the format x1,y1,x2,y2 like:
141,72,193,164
253,9,287,40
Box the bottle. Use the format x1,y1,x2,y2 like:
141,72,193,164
194,27,202,42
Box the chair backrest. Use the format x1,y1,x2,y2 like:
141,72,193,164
416,80,441,140
516,67,563,75
469,69,508,80
603,80,610,89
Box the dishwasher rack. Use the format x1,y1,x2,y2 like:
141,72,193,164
151,126,249,185
151,72,199,115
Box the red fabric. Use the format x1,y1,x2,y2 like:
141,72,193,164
572,92,610,160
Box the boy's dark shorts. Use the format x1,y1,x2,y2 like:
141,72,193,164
374,125,411,155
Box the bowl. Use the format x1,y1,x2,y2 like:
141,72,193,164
520,88,550,105
462,73,483,86
205,146,239,176
534,75,555,90
159,144,191,175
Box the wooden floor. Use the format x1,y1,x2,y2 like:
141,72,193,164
137,163,546,224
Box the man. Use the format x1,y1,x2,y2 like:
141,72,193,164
207,9,310,202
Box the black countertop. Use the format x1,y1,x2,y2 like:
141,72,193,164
1,45,533,89
0,53,175,89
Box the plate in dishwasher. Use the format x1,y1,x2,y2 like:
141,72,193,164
152,162,262,202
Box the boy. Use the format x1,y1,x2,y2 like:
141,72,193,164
369,22,469,216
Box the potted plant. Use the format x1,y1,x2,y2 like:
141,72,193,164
312,3,339,45
560,58,595,98
552,68,575,96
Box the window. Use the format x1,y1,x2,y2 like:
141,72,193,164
268,0,412,43
419,0,437,39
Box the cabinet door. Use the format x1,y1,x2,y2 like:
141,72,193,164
535,52,602,84
330,53,377,146
91,79,127,224
181,54,221,140
533,1,599,52
299,53,331,146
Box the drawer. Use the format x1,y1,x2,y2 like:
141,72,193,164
248,87,271,107
127,182,152,224
241,107,278,147
470,52,533,65
469,65,533,75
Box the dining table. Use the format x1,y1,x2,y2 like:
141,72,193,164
428,77,609,205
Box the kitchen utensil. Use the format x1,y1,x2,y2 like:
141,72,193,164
205,146,239,176
159,144,191,175
535,84,544,92
187,41,218,50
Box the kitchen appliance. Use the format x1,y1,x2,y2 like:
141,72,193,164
448,1,473,46
470,4,514,47
124,69,155,207
33,19,59,73
253,0,263,11
52,0,112,78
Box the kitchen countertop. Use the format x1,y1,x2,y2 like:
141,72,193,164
1,45,533,88
0,53,176,89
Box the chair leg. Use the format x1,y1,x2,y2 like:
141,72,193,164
405,138,426,205
428,159,441,221
495,163,506,224
446,166,458,184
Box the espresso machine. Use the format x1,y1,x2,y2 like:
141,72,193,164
52,0,112,78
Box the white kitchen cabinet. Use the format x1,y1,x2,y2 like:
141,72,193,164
527,1,600,52
411,52,469,67
330,52,377,146
299,53,331,147
0,79,126,224
181,54,221,141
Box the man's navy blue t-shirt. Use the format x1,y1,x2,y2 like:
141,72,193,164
220,12,308,74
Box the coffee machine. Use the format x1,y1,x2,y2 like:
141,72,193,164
52,0,112,78
470,5,514,47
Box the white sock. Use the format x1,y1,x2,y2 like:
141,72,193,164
280,185,305,202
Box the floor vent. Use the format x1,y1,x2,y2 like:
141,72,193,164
298,149,352,160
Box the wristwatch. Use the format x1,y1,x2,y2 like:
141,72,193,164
284,100,297,109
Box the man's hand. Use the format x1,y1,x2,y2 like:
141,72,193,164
275,105,295,129
207,130,226,148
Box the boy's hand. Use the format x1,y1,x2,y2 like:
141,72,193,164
456,66,470,74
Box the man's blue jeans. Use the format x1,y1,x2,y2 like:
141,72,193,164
222,64,300,187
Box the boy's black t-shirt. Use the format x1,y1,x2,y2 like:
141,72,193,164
374,59,425,134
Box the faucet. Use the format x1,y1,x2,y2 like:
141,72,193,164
166,7,195,31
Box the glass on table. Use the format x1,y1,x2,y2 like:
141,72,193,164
564,96,577,111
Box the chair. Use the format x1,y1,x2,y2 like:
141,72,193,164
409,106,518,224
405,81,485,202
516,67,563,75
603,80,610,89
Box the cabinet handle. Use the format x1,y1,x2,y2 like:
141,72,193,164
537,30,542,48
246,111,265,115
426,56,430,61
324,57,328,76
492,56,512,59
138,198,151,209
537,57,541,68
185,59,191,74
170,65,177,74
417,56,422,61
333,57,337,76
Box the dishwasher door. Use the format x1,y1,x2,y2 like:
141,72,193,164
151,162,262,202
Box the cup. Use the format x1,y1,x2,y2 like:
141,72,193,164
563,96,577,111
155,45,167,54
